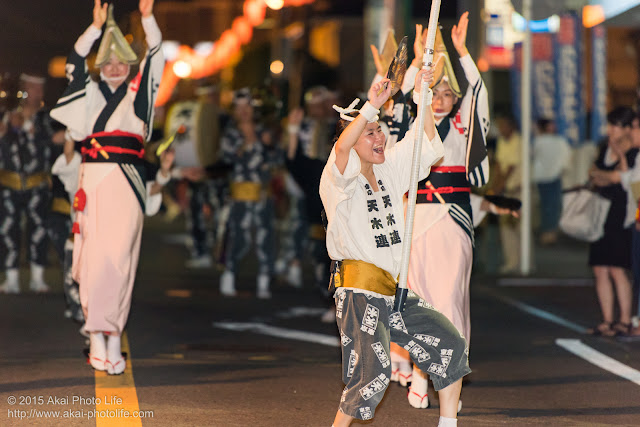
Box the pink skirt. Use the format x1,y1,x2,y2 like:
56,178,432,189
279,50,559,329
73,164,143,334
408,214,473,342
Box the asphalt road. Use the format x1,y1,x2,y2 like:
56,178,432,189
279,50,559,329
1,218,639,426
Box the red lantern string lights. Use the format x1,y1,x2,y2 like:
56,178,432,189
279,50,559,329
155,0,316,106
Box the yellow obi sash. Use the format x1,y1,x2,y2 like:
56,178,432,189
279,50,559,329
230,181,263,202
0,170,50,191
51,196,72,215
335,259,397,296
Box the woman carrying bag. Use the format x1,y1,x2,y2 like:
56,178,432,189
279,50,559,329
587,107,638,337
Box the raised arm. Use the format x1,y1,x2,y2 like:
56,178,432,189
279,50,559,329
286,107,304,161
49,1,106,139
412,67,437,141
454,11,490,187
333,79,392,174
401,24,428,95
133,0,164,137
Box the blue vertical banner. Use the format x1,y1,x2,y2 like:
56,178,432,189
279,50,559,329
591,25,607,142
510,42,522,124
531,33,556,121
554,12,586,147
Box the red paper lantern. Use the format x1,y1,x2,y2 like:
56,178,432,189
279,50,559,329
220,30,241,55
232,16,253,44
244,0,266,27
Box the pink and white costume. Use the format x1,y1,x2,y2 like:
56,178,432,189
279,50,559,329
50,16,164,334
408,54,489,342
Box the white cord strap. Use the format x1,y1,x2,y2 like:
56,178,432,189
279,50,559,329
332,98,379,123
413,87,433,107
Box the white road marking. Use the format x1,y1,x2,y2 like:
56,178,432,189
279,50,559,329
498,278,593,287
482,286,640,386
275,307,328,319
213,321,340,347
480,286,588,334
556,339,640,386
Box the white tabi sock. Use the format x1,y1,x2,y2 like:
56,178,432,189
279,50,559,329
89,332,106,371
390,351,410,383
438,416,457,427
0,269,20,293
106,334,125,375
29,263,49,292
220,270,237,297
408,365,429,408
286,263,303,288
256,274,271,299
397,360,412,386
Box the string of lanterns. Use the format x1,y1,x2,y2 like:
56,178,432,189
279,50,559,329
156,0,316,106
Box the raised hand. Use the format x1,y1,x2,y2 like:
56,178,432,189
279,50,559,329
159,148,175,174
368,78,392,110
181,166,205,182
451,11,469,57
414,66,435,95
412,24,428,67
139,0,154,18
288,107,304,128
369,44,385,77
93,0,108,29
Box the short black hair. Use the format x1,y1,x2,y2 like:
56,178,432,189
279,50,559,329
536,118,553,131
606,106,635,128
332,111,360,144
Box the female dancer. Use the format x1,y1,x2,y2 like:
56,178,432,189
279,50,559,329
50,0,165,375
321,66,470,426
402,12,490,409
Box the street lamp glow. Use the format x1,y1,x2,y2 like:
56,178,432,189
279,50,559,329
270,60,284,74
266,0,284,10
173,60,192,78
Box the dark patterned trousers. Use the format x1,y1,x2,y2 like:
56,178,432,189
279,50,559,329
335,288,471,421
224,198,275,276
188,181,213,258
0,187,50,268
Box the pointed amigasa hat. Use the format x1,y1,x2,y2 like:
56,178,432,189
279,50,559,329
430,26,462,98
95,4,139,68
379,29,398,76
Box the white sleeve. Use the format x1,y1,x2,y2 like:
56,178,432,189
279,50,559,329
133,17,164,140
141,15,162,49
470,193,488,227
620,151,640,192
145,182,163,216
51,152,82,196
319,147,362,224
74,25,102,57
458,54,490,187
402,65,419,95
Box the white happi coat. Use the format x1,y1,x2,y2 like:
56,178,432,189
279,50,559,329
320,120,444,282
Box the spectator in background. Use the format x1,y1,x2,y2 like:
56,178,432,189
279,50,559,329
493,114,521,274
587,107,637,337
532,118,570,245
